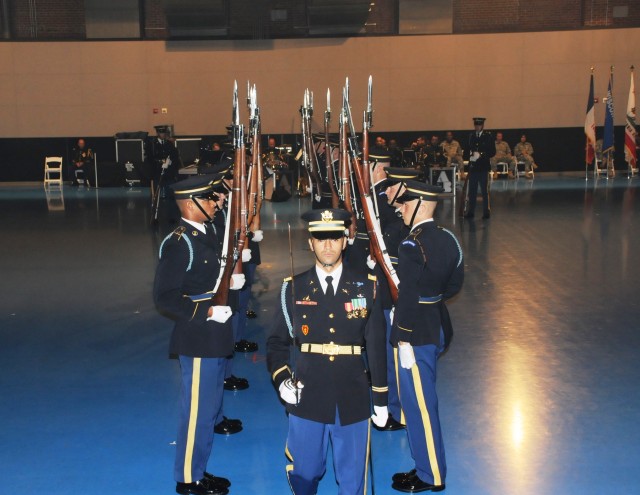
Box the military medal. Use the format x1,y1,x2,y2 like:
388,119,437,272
301,324,309,335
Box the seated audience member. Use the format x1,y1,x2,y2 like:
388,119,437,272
491,132,516,179
441,131,465,170
514,133,537,178
70,138,93,186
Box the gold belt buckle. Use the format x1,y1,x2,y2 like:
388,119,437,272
322,343,340,356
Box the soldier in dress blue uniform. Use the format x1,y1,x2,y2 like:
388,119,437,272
466,117,496,219
370,166,421,432
267,208,389,495
147,125,181,189
390,180,464,493
154,175,247,495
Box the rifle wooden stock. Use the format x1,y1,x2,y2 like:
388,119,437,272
233,141,248,276
212,140,243,306
250,126,263,232
349,150,399,302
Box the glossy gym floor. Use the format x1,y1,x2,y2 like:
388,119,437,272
1,173,638,495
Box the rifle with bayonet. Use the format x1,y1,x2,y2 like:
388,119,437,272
324,88,340,209
300,89,323,203
212,81,243,306
343,78,399,301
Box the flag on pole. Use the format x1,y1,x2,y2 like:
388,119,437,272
603,68,615,154
625,67,637,170
585,71,596,165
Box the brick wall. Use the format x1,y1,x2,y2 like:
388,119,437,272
453,0,639,34
4,1,640,41
10,0,85,39
453,0,583,34
142,0,168,39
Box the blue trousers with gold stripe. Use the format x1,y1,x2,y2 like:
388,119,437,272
394,338,446,486
175,356,226,483
285,411,370,495
384,309,402,422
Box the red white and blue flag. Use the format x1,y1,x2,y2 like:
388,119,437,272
625,68,637,170
585,71,596,165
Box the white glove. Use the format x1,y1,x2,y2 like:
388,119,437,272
347,237,355,245
207,305,232,323
230,273,246,290
305,186,312,194
314,195,321,203
252,230,263,243
161,158,171,169
279,378,304,405
389,307,395,325
371,405,389,428
470,151,480,163
366,255,377,270
398,343,416,369
242,249,252,263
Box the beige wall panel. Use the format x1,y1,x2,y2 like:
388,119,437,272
0,75,16,105
455,33,525,68
81,73,149,107
0,44,13,75
80,42,148,75
15,105,85,137
2,28,640,137
12,43,83,75
522,31,592,66
14,74,82,107
0,105,18,135
83,105,150,135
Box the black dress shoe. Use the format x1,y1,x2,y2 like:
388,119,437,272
176,477,229,495
373,414,405,431
203,472,231,488
392,469,417,483
234,339,258,353
223,375,249,391
392,474,445,493
246,309,257,319
214,417,243,435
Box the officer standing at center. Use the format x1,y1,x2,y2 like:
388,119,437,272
267,208,389,495
465,117,496,219
390,181,464,493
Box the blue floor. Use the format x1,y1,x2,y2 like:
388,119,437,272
1,175,639,494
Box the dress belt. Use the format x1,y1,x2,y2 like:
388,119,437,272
418,294,443,304
300,343,362,356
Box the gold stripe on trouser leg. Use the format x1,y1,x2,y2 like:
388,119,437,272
394,348,406,425
410,365,442,486
363,420,371,495
184,358,202,484
285,444,295,494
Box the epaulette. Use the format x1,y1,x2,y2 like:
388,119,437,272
401,228,427,263
173,226,187,240
283,276,293,282
367,273,377,281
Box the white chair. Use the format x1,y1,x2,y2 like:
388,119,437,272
44,157,64,186
515,159,534,179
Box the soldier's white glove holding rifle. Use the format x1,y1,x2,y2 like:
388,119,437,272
161,157,171,169
279,378,304,405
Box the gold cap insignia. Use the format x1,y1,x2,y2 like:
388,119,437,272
321,210,333,222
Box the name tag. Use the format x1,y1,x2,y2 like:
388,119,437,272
296,300,318,306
